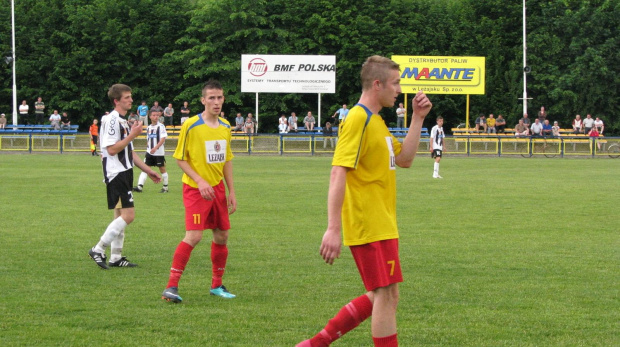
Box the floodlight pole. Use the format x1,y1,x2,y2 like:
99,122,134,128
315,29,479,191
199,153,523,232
11,0,18,125
522,0,528,116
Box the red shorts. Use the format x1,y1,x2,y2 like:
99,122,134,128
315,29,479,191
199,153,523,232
183,182,230,231
350,239,402,291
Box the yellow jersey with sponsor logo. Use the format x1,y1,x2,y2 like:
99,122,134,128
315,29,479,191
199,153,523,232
332,104,402,246
173,115,234,188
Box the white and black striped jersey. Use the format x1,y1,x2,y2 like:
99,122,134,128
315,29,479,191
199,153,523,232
146,123,167,156
100,110,134,184
430,125,444,151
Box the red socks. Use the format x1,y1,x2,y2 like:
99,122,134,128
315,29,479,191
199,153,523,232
211,242,228,289
309,294,373,346
166,241,194,289
373,334,398,347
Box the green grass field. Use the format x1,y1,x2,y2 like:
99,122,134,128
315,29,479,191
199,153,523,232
0,153,618,346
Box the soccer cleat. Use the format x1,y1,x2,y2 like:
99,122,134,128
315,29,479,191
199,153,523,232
162,287,183,303
88,248,109,270
295,341,312,347
159,188,168,193
210,285,236,299
108,256,138,267
132,186,143,192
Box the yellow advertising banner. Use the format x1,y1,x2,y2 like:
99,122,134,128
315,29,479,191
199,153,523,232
392,55,486,95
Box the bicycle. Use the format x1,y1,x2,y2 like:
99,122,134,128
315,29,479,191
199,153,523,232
520,137,558,158
608,143,620,158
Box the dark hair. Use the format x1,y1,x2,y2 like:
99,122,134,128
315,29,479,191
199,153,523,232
108,84,132,105
202,79,223,96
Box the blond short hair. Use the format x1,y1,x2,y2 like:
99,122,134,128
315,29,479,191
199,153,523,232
360,55,400,91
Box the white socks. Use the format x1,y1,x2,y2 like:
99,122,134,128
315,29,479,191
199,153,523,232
110,228,126,263
94,216,128,254
138,172,147,187
433,162,440,176
162,172,168,187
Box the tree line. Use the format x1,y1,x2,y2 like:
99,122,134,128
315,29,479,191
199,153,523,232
0,0,618,133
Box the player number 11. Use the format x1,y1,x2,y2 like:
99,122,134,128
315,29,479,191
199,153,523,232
193,214,201,225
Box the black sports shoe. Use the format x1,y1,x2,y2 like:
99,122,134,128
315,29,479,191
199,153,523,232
159,188,168,193
132,186,143,192
162,287,183,303
108,256,138,267
88,248,109,270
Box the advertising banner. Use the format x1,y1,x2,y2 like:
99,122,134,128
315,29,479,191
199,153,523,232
392,55,486,95
241,55,336,94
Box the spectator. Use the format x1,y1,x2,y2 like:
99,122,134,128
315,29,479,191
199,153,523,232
0,113,6,129
542,119,552,137
137,101,149,125
530,118,543,137
395,102,405,128
304,111,316,131
474,113,486,132
234,113,244,131
322,121,336,148
244,113,256,134
278,114,288,133
127,112,139,127
583,114,594,134
537,106,547,125
495,114,506,133
34,97,45,125
333,104,350,126
572,115,583,134
288,112,298,132
164,103,174,126
552,121,561,137
150,101,164,124
61,112,71,130
514,119,529,137
588,127,602,151
486,113,496,134
594,117,604,134
521,113,531,129
49,110,61,130
180,101,190,125
19,100,29,124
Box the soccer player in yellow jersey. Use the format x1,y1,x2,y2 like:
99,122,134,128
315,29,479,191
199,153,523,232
162,80,237,303
297,56,432,347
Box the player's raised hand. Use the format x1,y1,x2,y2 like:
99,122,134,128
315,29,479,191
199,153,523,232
411,91,432,119
129,120,143,139
320,228,342,265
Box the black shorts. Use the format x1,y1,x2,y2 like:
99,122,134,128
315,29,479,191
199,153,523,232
106,169,135,210
144,152,166,167
432,149,443,158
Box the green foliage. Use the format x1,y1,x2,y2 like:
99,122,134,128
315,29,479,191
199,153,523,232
0,0,619,133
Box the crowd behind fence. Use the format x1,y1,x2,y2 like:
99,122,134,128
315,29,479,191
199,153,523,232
1,132,620,158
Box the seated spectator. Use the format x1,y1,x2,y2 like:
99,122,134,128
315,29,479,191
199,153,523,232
474,113,486,132
49,110,61,130
514,119,529,137
495,115,506,133
127,112,139,127
594,117,604,134
278,114,288,133
588,127,601,150
0,113,6,129
572,114,582,134
61,112,71,130
552,121,561,137
521,113,531,129
486,114,496,134
304,111,316,131
288,112,298,132
583,114,594,134
234,113,244,131
542,119,552,137
323,121,336,148
244,113,256,134
530,119,543,137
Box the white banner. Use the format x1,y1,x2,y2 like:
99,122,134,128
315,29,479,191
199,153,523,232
241,55,336,94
